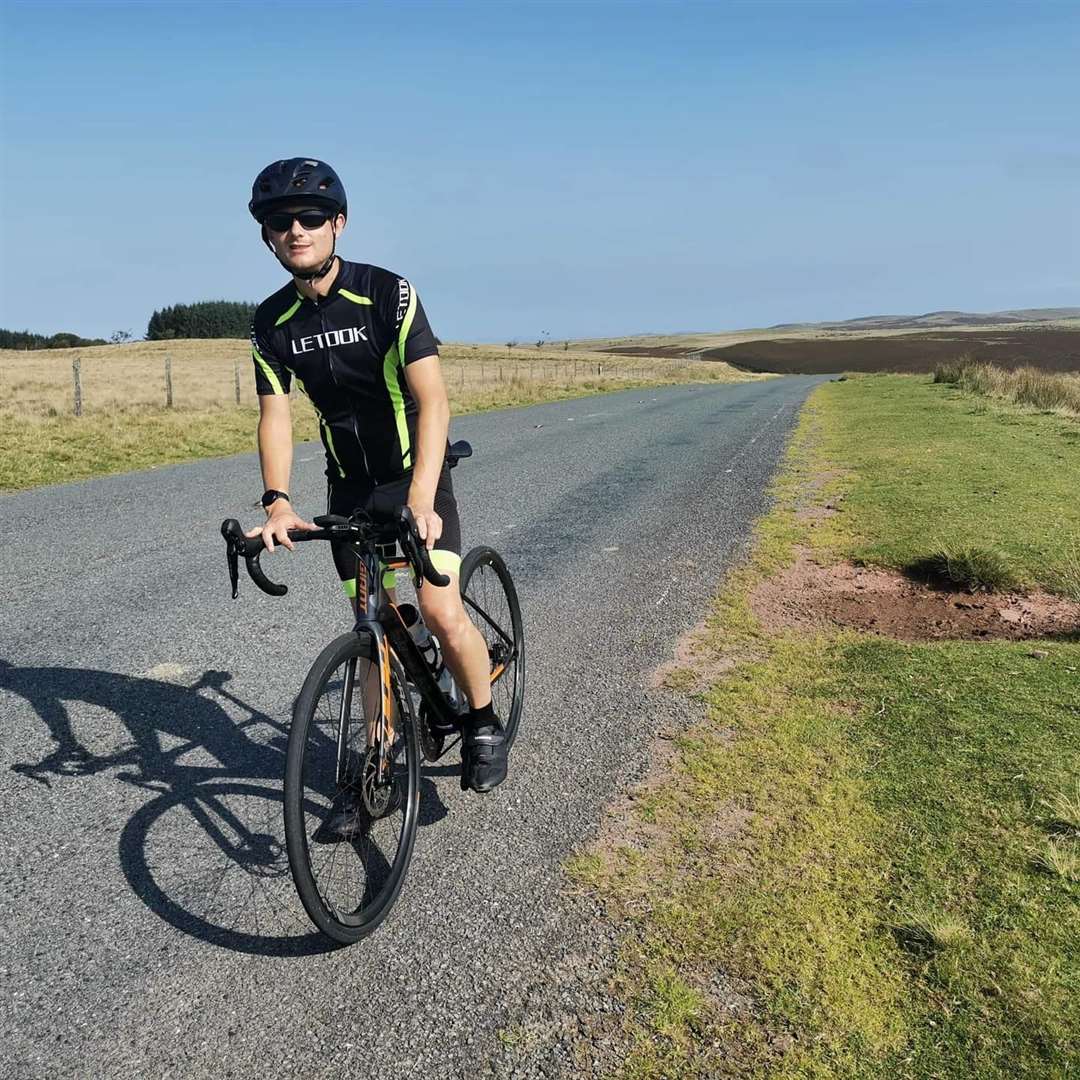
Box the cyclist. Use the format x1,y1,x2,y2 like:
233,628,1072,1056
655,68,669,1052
244,157,507,793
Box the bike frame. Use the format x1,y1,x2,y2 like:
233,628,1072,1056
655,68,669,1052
341,544,461,791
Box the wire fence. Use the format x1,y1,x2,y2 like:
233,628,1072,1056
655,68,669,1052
1,341,731,419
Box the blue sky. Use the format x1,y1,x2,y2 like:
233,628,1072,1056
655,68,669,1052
1,0,1077,342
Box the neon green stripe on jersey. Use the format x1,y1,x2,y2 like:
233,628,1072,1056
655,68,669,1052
252,347,284,395
339,289,374,306
274,298,302,326
341,578,357,598
383,344,411,470
294,373,345,478
321,419,346,478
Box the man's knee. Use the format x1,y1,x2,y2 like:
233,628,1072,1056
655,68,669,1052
418,583,471,645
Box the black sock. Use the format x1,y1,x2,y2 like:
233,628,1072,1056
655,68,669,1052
470,701,496,726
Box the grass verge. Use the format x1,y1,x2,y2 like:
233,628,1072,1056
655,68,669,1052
569,374,1080,1078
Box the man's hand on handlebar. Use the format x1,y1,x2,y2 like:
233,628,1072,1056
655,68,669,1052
245,502,318,553
408,503,443,551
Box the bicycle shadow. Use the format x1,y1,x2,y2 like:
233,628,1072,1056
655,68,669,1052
1,658,448,956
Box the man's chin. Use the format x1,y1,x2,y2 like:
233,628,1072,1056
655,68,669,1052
279,252,322,275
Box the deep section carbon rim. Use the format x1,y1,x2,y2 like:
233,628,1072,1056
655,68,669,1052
459,546,525,748
284,633,419,944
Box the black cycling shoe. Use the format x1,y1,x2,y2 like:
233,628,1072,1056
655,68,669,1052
317,790,367,841
461,712,508,794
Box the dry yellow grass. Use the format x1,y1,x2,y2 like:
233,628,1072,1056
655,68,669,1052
0,339,749,419
0,338,755,490
934,357,1080,417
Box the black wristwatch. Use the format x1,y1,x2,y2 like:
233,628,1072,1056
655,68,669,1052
261,489,290,510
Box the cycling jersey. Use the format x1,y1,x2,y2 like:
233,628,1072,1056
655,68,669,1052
250,259,440,485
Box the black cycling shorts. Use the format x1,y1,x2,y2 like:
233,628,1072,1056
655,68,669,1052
326,466,462,587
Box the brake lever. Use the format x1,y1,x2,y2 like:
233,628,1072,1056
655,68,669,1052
397,506,451,589
221,519,243,599
397,507,425,589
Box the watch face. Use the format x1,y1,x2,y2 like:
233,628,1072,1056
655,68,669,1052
262,490,286,508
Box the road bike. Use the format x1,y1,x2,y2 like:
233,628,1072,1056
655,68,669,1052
220,440,524,944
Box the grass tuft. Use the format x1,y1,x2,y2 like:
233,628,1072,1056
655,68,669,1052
890,912,973,957
903,545,1018,592
1046,537,1080,603
645,970,706,1039
934,357,1080,416
1033,839,1080,883
1042,780,1080,837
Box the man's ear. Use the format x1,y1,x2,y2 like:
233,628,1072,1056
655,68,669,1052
334,213,346,237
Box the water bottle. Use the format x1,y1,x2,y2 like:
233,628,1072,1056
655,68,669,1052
398,604,464,709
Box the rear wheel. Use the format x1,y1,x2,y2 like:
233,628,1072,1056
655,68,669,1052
459,546,525,748
283,632,419,944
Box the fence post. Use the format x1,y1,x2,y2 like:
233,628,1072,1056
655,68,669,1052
234,357,241,406
460,364,465,388
499,365,504,382
72,357,82,416
164,354,174,408
480,362,485,384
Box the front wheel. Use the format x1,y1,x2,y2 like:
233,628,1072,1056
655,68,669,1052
283,632,419,944
459,546,525,749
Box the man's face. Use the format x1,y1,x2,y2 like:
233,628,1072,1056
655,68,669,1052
264,204,345,275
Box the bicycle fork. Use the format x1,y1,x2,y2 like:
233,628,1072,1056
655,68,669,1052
334,624,398,792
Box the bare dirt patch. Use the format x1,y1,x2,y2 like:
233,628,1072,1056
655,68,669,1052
751,547,1080,641
649,617,742,692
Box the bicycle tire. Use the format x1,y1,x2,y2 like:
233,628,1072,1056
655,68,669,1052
284,631,420,944
459,546,525,749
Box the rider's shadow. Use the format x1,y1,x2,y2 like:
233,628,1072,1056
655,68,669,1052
2,659,328,955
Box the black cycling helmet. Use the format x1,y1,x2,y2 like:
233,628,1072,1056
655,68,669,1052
250,158,347,282
248,158,348,222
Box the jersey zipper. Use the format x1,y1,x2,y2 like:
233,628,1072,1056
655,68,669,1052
318,297,371,479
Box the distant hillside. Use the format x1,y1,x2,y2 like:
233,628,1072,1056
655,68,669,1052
768,307,1080,332
706,329,1080,376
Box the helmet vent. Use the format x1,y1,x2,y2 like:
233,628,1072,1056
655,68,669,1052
291,178,307,188
318,177,332,189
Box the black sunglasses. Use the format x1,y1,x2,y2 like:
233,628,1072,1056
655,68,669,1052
263,209,333,232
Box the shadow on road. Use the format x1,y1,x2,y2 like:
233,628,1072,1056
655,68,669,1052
1,659,446,956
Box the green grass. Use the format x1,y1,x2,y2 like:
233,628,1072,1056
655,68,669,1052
809,375,1080,595
570,374,1080,1079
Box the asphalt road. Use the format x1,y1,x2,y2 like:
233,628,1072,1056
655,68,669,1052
0,377,823,1079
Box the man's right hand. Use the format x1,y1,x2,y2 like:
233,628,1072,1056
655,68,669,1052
245,502,317,552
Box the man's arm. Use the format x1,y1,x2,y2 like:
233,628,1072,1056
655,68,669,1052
403,354,449,548
248,393,316,551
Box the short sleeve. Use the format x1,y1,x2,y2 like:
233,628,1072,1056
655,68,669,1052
250,323,292,395
391,278,439,364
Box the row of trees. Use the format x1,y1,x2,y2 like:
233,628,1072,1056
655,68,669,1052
2,300,257,350
146,300,256,340
0,328,108,350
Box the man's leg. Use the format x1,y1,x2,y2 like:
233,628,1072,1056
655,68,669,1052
417,569,508,793
416,569,491,708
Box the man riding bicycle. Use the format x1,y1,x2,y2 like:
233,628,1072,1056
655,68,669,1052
245,156,507,793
